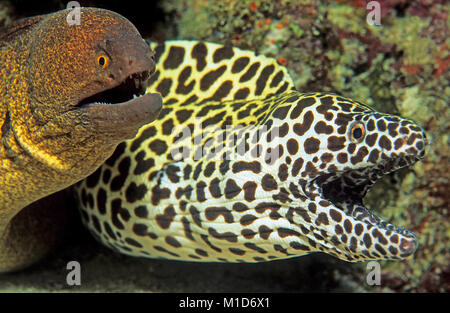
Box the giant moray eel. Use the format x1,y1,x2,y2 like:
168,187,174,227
76,41,428,263
0,8,162,273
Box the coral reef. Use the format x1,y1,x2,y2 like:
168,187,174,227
0,0,13,27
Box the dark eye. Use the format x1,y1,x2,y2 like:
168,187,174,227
97,54,109,68
350,122,366,143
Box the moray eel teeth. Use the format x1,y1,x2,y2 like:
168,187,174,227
77,69,153,108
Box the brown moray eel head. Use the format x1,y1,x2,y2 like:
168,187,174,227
0,8,161,273
18,8,162,173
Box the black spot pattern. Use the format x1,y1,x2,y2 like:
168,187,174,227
200,66,227,91
176,66,195,95
239,62,260,82
213,46,234,63
191,42,207,71
231,57,250,73
110,157,131,192
255,65,275,95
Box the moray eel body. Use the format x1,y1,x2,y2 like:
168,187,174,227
76,41,428,263
0,8,162,273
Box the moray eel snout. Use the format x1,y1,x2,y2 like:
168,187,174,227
75,31,160,122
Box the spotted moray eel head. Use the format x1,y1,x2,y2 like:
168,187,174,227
291,95,427,261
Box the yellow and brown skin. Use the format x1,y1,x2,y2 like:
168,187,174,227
0,8,162,272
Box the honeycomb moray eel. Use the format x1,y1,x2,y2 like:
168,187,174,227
76,40,428,263
0,8,162,273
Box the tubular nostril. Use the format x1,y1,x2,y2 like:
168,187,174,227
128,55,135,66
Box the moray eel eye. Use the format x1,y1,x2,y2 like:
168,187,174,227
97,54,109,68
350,122,365,143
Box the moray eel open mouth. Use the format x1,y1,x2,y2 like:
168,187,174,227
318,154,420,225
77,70,152,107
313,151,424,259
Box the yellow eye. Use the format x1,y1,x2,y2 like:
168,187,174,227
350,122,366,143
97,54,109,68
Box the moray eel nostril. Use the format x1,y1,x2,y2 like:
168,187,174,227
75,40,429,263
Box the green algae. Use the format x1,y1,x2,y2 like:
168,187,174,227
288,22,304,37
327,4,367,35
372,15,435,66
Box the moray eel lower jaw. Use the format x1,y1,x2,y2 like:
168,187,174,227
308,130,427,261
